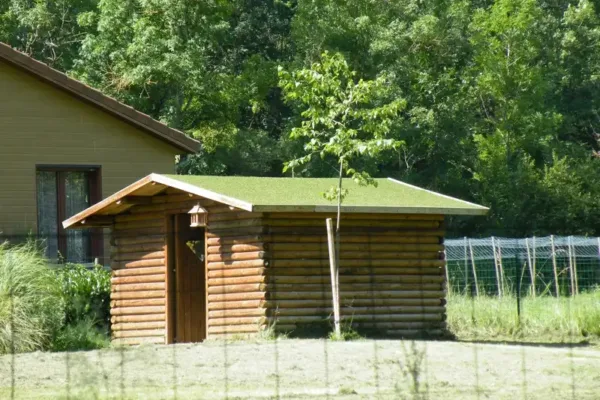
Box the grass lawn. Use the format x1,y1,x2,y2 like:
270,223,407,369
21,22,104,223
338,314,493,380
1,339,599,399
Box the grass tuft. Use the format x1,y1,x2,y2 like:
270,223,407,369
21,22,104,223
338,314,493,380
446,289,600,343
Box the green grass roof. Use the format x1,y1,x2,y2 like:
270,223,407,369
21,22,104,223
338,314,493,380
159,175,488,215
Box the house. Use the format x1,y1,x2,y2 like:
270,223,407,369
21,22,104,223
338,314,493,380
63,174,488,344
0,43,199,264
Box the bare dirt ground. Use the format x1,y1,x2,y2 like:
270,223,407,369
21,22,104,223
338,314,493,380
1,339,599,399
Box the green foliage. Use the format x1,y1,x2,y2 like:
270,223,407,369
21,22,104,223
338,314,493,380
0,242,63,354
50,318,110,352
54,263,111,330
4,0,600,235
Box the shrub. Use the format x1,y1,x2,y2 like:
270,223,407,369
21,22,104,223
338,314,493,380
0,242,63,354
51,318,110,352
55,263,111,331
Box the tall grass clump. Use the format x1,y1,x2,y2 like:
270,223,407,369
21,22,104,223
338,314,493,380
0,242,63,354
447,289,600,343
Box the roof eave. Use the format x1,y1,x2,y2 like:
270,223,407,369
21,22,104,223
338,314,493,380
252,205,489,215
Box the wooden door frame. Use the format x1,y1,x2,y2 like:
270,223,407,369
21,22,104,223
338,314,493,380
164,212,207,344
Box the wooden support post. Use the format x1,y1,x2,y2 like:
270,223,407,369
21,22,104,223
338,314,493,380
550,235,560,297
497,239,505,295
532,236,537,297
468,239,479,296
525,238,535,297
326,218,340,336
491,236,502,298
463,237,468,295
443,248,450,294
568,236,579,295
568,236,574,296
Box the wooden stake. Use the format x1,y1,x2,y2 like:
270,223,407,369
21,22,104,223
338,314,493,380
468,239,479,296
567,236,575,296
550,235,559,297
525,238,535,297
497,238,505,295
491,236,502,297
532,236,537,297
443,248,450,293
463,237,468,295
326,218,341,336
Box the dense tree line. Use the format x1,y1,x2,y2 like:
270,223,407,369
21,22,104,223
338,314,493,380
2,0,599,236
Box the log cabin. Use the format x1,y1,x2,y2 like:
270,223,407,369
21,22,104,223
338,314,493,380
62,174,488,345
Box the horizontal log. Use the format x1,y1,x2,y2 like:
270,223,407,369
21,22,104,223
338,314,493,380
206,226,267,238
207,243,265,254
268,290,445,300
209,316,266,326
270,259,444,268
208,300,265,311
112,267,165,278
266,213,444,221
265,219,440,229
110,306,166,316
111,314,165,323
110,290,165,300
112,258,165,269
208,212,263,222
207,267,265,279
114,219,163,231
353,321,444,329
208,275,266,287
208,324,264,334
208,308,267,318
206,235,264,246
112,282,165,292
112,329,165,339
113,251,165,262
266,298,443,308
112,243,164,255
206,205,240,213
208,218,263,230
268,243,443,252
207,292,266,302
265,228,445,237
112,336,164,345
267,275,444,284
269,305,444,316
267,267,443,276
266,234,441,244
110,298,165,308
112,321,165,331
207,259,266,270
113,235,164,246
268,314,442,324
266,283,442,292
113,226,166,238
207,283,266,295
270,250,440,260
206,251,265,262
111,274,165,285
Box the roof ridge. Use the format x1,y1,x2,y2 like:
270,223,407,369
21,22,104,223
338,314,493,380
0,42,199,153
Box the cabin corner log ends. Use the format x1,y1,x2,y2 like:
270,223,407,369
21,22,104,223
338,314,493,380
109,193,447,344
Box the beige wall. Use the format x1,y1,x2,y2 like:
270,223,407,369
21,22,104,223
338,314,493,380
0,61,181,238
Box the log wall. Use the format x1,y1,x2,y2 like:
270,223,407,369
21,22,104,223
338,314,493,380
262,213,446,337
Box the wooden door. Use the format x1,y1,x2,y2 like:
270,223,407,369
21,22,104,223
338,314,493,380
167,214,206,343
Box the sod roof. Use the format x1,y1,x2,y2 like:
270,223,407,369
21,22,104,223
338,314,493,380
63,174,488,229
161,174,488,215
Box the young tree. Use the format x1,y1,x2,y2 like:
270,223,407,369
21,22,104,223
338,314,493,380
278,52,405,332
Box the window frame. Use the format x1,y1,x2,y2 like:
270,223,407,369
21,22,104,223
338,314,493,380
35,165,103,263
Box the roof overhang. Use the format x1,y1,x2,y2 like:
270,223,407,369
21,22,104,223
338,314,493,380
63,174,489,230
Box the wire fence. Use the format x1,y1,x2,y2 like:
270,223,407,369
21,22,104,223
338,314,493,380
0,233,599,399
445,236,600,297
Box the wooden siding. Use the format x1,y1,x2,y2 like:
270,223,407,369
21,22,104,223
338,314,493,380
263,213,447,337
0,61,180,244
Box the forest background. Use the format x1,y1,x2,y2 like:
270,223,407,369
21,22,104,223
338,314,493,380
2,0,600,236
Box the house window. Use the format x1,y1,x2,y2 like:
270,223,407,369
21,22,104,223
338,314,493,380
36,166,102,263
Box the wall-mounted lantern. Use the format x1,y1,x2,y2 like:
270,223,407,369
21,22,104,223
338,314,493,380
189,204,207,228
